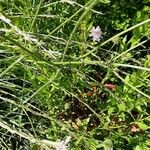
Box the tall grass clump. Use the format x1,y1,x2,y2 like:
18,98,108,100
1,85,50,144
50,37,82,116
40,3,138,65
0,0,150,149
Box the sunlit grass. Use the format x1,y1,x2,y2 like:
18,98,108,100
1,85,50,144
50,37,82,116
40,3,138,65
0,0,150,149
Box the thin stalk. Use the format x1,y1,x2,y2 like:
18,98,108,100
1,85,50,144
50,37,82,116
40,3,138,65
45,0,93,38
114,71,150,99
114,63,150,72
0,56,23,78
0,120,36,142
0,96,57,125
74,1,103,15
25,59,150,72
24,1,99,102
0,120,61,148
24,69,60,103
113,39,149,61
62,0,98,61
42,1,103,15
23,109,38,138
80,19,150,58
0,34,53,66
29,0,43,31
0,96,75,138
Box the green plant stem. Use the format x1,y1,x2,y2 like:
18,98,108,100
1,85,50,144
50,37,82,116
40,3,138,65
23,109,38,138
114,63,150,72
29,0,43,31
0,95,75,138
45,0,93,37
53,60,106,65
0,34,54,66
0,56,23,78
114,71,150,99
24,0,99,103
26,59,150,72
52,61,150,72
24,69,60,103
62,0,98,61
0,120,62,148
113,39,149,61
80,19,150,58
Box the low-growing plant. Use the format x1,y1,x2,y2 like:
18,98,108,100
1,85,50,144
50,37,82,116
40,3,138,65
0,0,150,149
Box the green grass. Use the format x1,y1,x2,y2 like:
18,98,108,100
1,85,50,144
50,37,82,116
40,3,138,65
0,0,150,150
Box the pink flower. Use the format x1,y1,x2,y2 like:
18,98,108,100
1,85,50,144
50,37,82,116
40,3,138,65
89,26,102,42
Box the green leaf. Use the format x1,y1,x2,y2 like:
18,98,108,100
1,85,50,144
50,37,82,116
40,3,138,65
103,139,113,150
135,145,144,150
98,0,110,4
118,102,126,112
136,122,149,130
108,107,114,116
